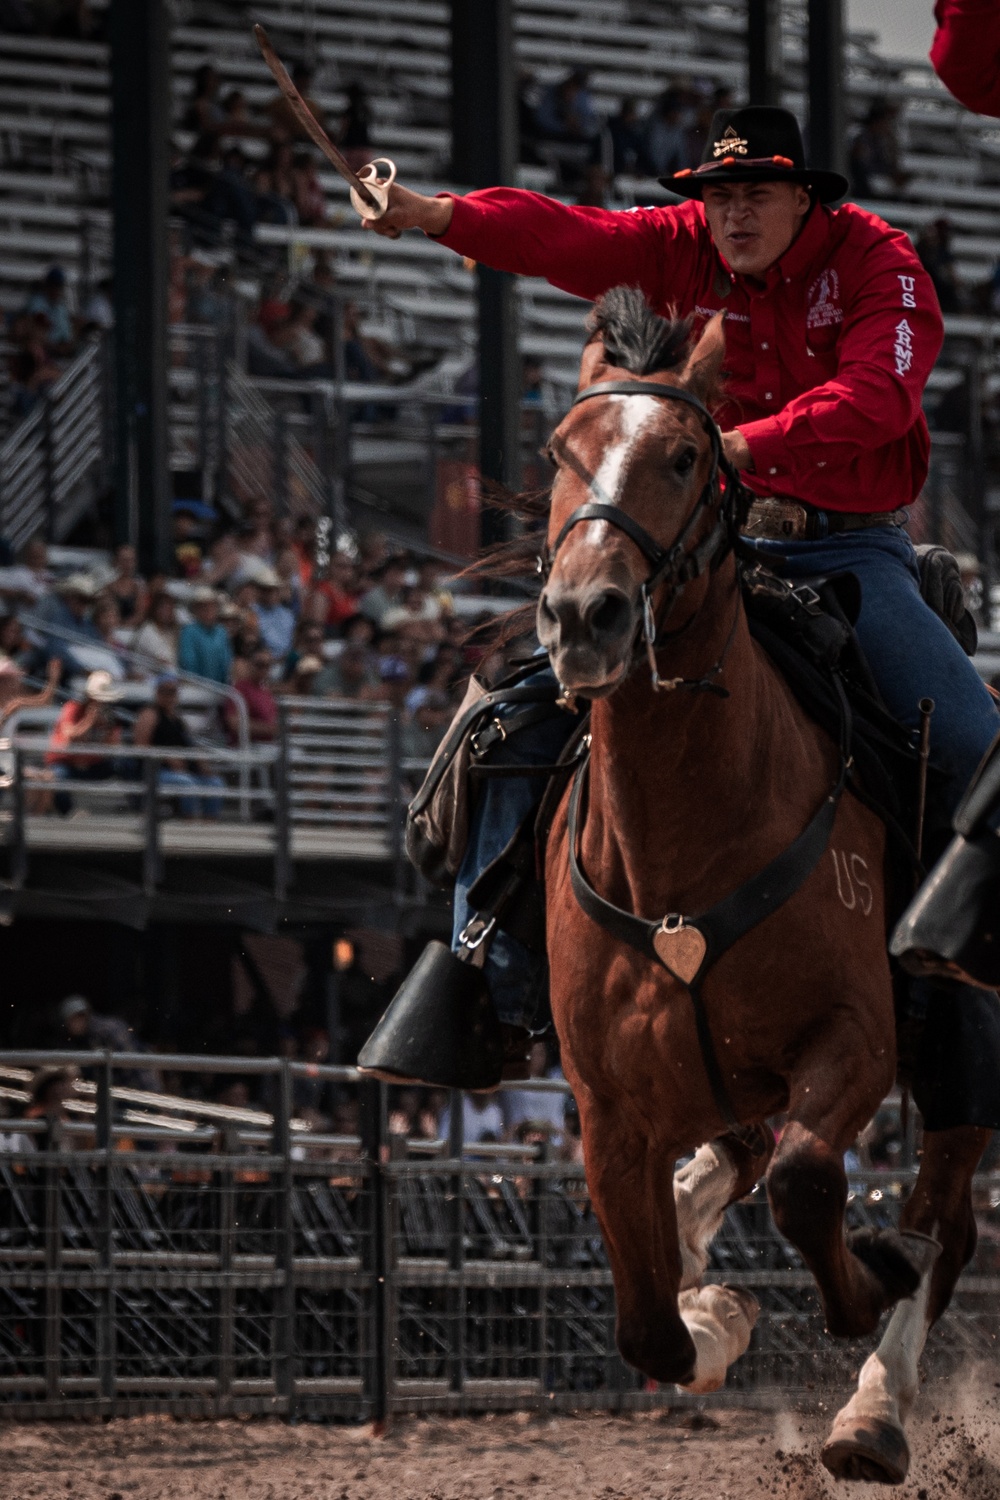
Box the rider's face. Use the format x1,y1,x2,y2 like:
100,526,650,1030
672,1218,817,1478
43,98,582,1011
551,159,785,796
701,181,812,278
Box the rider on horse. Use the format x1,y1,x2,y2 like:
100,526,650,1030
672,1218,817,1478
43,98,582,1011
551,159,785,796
360,106,1000,1118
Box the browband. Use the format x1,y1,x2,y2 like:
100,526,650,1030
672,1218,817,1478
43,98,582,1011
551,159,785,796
571,379,717,422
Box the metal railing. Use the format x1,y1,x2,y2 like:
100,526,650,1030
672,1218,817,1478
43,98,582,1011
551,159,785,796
0,1052,998,1420
0,698,410,887
0,337,109,550
225,363,334,521
16,606,251,753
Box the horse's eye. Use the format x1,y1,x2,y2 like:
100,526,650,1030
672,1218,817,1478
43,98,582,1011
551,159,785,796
540,446,558,468
674,447,696,476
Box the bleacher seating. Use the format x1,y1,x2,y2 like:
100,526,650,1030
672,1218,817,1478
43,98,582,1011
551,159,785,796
1,1,1000,529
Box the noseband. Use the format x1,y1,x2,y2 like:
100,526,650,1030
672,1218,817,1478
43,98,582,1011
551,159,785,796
538,380,751,693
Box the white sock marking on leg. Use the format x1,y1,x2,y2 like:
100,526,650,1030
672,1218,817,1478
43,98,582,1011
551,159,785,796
674,1140,739,1291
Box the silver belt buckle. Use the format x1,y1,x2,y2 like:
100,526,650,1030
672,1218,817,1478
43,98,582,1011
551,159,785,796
743,498,810,540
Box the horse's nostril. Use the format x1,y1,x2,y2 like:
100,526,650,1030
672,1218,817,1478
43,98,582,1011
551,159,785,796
539,593,558,628
588,591,631,642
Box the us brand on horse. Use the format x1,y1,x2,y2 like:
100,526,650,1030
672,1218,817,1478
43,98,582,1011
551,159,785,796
348,101,1000,1486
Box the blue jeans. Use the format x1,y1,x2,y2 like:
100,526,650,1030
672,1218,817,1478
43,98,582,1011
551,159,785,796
158,769,224,818
456,527,1000,1033
452,669,581,1028
744,526,999,811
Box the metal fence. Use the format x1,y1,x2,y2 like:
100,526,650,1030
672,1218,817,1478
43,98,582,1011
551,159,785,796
0,338,109,550
2,697,408,890
1,1052,999,1421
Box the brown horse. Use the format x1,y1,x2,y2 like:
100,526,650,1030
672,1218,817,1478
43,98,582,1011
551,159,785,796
537,289,988,1484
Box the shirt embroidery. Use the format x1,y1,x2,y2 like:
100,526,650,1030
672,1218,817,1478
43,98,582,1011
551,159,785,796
807,268,843,329
897,274,917,309
894,318,914,376
694,303,749,323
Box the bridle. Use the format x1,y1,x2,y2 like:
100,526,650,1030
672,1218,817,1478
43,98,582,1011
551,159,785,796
545,380,849,1149
537,379,752,694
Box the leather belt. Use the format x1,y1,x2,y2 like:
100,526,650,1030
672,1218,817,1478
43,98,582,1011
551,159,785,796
742,497,908,542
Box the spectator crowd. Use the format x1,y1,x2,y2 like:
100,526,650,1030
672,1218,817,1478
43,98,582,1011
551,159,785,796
0,515,482,819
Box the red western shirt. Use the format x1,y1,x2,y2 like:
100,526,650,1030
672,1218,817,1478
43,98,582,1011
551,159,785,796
931,0,1000,115
435,191,943,514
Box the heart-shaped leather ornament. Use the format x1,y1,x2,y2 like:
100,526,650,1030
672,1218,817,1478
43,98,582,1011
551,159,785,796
653,920,707,984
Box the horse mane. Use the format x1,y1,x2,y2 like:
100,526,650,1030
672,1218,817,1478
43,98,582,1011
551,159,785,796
587,286,692,375
462,288,696,654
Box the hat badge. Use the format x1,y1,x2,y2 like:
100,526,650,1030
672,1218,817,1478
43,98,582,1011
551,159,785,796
712,124,749,159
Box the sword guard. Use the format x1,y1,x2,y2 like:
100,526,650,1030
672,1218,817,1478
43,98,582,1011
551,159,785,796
350,157,397,221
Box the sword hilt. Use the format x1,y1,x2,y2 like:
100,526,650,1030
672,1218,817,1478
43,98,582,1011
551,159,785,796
349,158,397,221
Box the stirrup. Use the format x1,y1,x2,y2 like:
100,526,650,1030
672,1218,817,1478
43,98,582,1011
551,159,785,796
891,829,1000,988
357,940,506,1091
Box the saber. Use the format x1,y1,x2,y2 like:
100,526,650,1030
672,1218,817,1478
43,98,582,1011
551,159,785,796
915,696,935,867
253,24,396,221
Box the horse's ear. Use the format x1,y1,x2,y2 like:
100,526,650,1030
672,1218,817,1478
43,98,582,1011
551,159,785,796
681,312,726,402
577,332,610,391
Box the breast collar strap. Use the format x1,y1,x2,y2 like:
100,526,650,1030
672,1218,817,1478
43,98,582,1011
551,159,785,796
538,380,752,694
565,674,853,1142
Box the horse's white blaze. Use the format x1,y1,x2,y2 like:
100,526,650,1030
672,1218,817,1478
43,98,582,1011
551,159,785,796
588,394,661,511
674,1139,739,1290
830,1231,940,1434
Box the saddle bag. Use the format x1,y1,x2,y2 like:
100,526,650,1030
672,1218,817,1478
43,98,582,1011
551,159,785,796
404,661,562,887
914,544,978,656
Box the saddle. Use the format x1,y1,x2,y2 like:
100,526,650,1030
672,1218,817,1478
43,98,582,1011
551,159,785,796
740,565,944,890
475,563,950,960
361,554,967,1094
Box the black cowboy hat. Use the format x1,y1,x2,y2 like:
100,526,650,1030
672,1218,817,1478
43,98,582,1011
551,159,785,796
665,105,849,205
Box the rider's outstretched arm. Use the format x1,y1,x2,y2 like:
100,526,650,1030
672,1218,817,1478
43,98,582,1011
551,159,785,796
363,183,699,308
931,0,1000,117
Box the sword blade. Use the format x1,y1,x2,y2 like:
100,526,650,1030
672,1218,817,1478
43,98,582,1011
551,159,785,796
253,24,380,211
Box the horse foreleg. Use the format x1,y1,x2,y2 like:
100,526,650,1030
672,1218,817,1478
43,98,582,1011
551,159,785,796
579,1102,698,1386
675,1129,775,1290
580,1102,763,1393
822,1125,988,1486
671,1131,773,1393
767,1050,921,1340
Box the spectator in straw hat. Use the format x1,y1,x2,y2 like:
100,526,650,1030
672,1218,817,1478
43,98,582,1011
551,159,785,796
38,670,123,814
280,653,324,697
30,570,102,679
253,566,296,659
178,585,232,684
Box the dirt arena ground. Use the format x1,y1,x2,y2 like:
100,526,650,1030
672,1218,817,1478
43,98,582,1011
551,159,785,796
6,1383,1000,1500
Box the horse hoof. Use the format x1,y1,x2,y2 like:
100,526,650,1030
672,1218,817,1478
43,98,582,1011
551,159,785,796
847,1227,922,1303
821,1414,910,1485
677,1284,759,1393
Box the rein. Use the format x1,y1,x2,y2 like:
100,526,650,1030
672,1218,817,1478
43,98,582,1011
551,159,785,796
538,379,752,695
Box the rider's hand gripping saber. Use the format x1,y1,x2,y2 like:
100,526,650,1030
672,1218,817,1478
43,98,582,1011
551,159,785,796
253,25,398,231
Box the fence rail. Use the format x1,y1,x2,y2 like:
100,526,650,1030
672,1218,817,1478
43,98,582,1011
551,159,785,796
0,339,108,550
0,1052,998,1420
0,698,410,893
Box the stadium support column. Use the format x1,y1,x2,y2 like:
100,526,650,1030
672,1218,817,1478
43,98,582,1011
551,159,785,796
110,0,172,572
450,0,520,545
748,0,782,106
807,0,846,179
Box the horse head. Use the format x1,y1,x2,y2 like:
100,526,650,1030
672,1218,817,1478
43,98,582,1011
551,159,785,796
537,287,728,698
